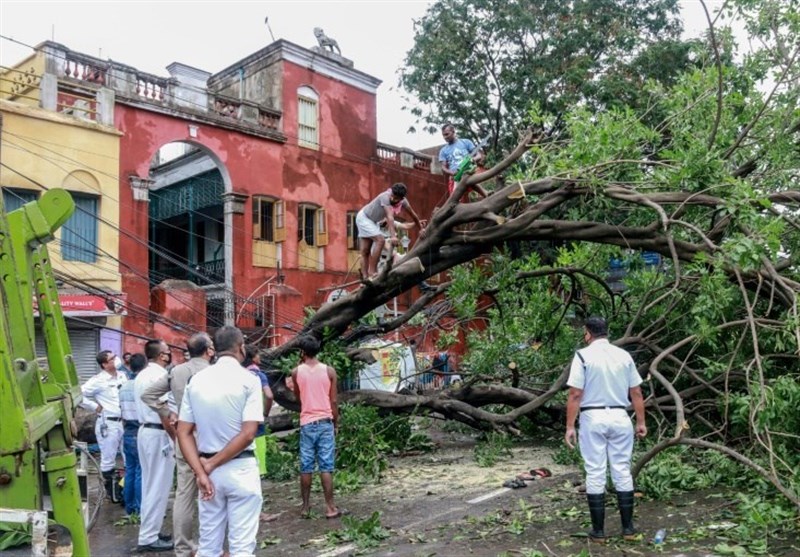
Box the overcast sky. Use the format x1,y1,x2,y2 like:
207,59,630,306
1,1,727,151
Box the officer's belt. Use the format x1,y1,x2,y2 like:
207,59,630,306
141,422,165,430
198,450,255,460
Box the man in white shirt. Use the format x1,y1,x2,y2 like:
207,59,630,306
565,317,647,543
177,326,263,557
134,339,175,553
81,350,127,501
141,332,215,557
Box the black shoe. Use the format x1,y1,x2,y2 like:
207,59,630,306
136,538,173,552
157,533,172,543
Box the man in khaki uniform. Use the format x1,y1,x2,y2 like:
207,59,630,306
141,333,215,557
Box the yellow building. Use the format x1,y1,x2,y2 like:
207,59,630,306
0,94,122,380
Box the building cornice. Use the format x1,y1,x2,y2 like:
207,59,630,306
0,98,121,136
114,95,287,144
210,40,382,94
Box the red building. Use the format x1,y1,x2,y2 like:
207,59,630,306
37,39,444,353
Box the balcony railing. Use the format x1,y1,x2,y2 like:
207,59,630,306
376,142,432,171
151,258,225,286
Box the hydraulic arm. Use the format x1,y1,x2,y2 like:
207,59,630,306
0,187,90,556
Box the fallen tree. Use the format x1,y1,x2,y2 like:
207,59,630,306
263,0,800,510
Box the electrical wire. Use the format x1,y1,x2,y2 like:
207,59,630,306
1,159,348,332
0,40,445,184
0,60,446,297
1,136,365,321
3,185,310,337
0,162,310,328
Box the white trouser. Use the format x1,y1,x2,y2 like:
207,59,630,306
95,417,124,472
197,458,262,557
578,408,634,495
137,427,175,545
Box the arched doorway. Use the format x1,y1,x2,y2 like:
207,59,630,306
146,141,232,328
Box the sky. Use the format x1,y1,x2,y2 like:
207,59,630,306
1,0,729,151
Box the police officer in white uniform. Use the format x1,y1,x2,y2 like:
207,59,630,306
134,339,175,552
177,326,263,557
565,317,647,542
141,332,215,557
81,349,127,500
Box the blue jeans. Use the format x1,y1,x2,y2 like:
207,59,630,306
122,432,142,515
299,420,335,473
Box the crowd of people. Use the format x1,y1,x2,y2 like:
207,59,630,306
78,124,649,552
80,328,341,555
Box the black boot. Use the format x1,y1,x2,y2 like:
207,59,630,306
587,493,606,543
102,470,123,503
617,490,636,539
101,470,115,500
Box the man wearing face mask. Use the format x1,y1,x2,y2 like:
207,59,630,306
134,339,176,552
141,332,215,557
81,350,127,501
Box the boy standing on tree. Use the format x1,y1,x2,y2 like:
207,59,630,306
291,335,346,519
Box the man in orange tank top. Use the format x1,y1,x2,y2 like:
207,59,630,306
291,335,345,519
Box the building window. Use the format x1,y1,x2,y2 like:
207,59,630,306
298,86,319,149
1,187,38,211
298,204,328,247
252,196,285,243
346,211,358,250
62,193,98,262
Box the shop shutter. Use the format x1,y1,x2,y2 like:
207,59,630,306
35,327,100,383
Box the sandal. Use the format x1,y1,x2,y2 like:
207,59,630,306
326,509,350,519
517,467,552,481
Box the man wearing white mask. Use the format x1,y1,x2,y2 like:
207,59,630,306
81,350,127,501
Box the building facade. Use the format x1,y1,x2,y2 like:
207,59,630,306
2,37,444,359
0,94,123,380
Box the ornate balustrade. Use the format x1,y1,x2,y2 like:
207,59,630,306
377,142,432,171
62,52,107,85
377,142,401,165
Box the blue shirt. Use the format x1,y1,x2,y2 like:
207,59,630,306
118,379,139,428
439,138,476,171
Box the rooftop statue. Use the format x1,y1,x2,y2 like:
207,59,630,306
313,28,341,56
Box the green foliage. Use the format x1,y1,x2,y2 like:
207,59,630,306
263,432,297,482
635,441,799,537
404,0,800,520
400,0,690,154
337,405,390,481
337,405,434,490
0,523,31,551
272,329,364,383
727,492,797,552
473,431,513,467
113,513,141,526
258,536,281,548
552,444,584,466
637,446,722,499
325,511,390,550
